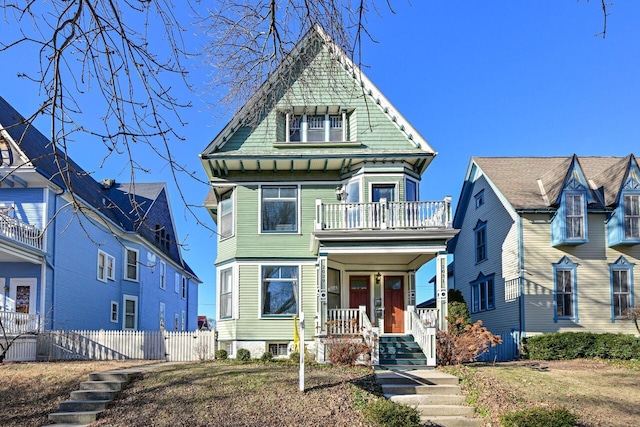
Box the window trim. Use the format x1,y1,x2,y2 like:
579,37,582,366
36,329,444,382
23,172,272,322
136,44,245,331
609,256,635,322
622,193,640,240
97,250,115,282
174,273,180,293
285,111,347,143
474,190,485,209
405,178,418,202
181,310,186,331
181,276,187,300
219,267,234,319
565,193,586,240
159,302,166,330
474,220,487,264
124,247,139,282
553,256,579,322
260,264,300,318
218,189,235,240
470,273,495,313
370,182,398,203
259,184,300,234
174,313,179,331
159,261,166,290
123,295,138,330
110,301,119,323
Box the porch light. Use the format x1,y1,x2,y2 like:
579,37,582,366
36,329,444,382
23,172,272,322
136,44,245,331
335,185,345,201
3,284,8,293
375,272,381,285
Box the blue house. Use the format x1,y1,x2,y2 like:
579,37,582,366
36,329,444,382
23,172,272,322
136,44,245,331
0,96,200,332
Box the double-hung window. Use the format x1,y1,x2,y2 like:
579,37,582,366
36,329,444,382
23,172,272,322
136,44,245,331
159,261,166,289
474,220,487,263
123,295,138,330
261,186,298,233
470,274,494,313
159,302,166,330
553,256,578,321
566,194,585,240
624,194,640,239
124,248,139,282
610,256,634,320
181,276,187,299
262,266,298,317
219,190,234,239
98,250,115,282
219,268,233,319
110,301,119,323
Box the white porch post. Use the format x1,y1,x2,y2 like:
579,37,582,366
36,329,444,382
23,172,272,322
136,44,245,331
435,253,448,331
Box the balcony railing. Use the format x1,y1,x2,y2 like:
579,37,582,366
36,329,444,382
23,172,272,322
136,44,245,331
0,211,43,251
0,311,41,334
315,197,452,231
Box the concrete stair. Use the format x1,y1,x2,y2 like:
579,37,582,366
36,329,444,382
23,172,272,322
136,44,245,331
45,368,143,426
375,336,482,427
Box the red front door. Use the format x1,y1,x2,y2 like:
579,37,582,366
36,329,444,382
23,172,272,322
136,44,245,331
349,276,370,318
384,276,404,333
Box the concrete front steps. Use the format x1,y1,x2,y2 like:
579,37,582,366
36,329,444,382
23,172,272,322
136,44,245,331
375,335,482,427
46,369,144,426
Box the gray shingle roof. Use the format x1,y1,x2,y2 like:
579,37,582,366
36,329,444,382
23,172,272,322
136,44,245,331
474,155,635,210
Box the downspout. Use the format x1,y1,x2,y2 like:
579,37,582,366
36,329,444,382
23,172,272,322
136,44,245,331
517,215,526,338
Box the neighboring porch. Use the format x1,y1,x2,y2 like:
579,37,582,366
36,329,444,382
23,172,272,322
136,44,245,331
0,310,42,334
0,209,44,251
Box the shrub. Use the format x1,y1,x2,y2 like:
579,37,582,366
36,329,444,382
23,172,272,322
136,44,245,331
361,398,421,427
215,349,228,360
236,348,251,361
289,351,300,363
500,407,578,427
437,319,502,366
523,332,640,360
327,338,371,366
260,351,273,362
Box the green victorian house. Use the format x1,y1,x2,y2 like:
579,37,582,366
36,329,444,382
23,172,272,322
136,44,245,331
200,25,457,364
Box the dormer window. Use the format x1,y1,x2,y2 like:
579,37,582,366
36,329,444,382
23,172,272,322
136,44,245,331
623,194,640,239
566,194,585,239
285,111,346,143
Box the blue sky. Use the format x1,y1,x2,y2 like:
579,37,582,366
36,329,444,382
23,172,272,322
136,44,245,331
1,1,639,319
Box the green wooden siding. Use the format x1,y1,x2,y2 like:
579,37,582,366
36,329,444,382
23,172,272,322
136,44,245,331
214,49,419,157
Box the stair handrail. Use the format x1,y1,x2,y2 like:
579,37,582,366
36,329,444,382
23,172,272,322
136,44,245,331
359,306,379,366
408,306,436,366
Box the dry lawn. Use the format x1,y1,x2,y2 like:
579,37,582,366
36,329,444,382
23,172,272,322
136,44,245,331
93,361,378,427
0,360,159,427
453,359,640,427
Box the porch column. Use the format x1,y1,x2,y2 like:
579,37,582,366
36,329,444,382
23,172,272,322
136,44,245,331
316,256,328,335
435,253,448,331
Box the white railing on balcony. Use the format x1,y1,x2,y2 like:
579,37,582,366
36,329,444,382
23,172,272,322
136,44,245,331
315,197,451,231
408,306,436,366
0,311,41,334
0,211,43,251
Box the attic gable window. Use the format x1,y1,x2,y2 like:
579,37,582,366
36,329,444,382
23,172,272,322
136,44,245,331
0,137,14,166
566,194,585,239
285,111,346,143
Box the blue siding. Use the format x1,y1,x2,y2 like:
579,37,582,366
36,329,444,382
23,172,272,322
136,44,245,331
0,187,46,229
476,330,520,362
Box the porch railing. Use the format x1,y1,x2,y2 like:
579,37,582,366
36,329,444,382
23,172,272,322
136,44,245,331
416,308,438,328
327,308,361,334
315,197,452,231
0,211,44,251
360,306,379,365
0,311,42,334
408,306,436,366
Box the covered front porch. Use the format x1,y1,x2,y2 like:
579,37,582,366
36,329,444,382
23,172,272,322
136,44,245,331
311,251,453,366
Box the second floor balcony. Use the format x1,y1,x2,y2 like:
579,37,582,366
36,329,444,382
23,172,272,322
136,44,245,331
314,197,452,232
0,210,44,251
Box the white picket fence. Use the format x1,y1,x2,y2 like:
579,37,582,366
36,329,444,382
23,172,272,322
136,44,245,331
34,329,217,362
3,335,38,361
